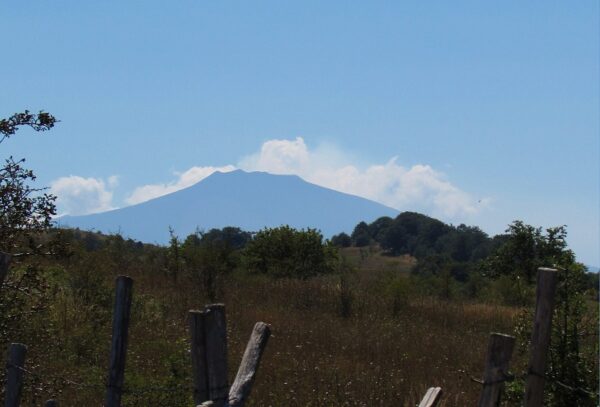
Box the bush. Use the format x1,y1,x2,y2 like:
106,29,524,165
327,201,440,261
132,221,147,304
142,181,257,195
351,221,371,247
242,226,337,279
331,232,352,248
386,276,412,316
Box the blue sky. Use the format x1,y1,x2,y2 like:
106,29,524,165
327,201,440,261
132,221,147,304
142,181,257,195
2,2,598,265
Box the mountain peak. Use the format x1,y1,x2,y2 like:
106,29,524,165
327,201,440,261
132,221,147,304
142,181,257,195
198,169,302,183
59,171,398,243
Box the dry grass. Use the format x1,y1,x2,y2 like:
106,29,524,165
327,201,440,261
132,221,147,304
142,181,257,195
15,252,524,406
222,278,519,406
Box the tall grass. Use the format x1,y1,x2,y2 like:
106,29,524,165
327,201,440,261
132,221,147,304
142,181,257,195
4,249,529,407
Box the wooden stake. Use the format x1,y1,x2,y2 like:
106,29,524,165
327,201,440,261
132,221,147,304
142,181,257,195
105,276,133,407
204,304,228,406
524,267,558,407
228,322,271,407
477,333,515,407
4,343,27,407
418,387,443,407
189,310,209,404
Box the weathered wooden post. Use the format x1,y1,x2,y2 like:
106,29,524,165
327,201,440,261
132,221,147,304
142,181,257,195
105,276,134,407
189,310,209,405
0,252,11,288
4,343,27,407
477,333,515,407
44,400,58,407
191,305,271,407
418,387,443,407
203,304,229,406
228,322,271,407
524,267,558,407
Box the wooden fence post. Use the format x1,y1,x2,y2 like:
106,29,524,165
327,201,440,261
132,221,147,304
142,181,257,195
203,304,228,406
4,343,27,407
44,400,58,407
228,322,271,407
477,333,515,407
524,267,558,407
189,310,209,405
418,387,443,407
0,252,11,288
105,276,133,407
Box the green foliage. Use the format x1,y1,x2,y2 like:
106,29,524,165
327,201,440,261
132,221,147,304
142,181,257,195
180,227,248,300
481,221,571,283
0,110,62,402
0,110,56,140
331,232,352,248
0,225,596,405
166,227,182,282
461,269,489,299
0,111,57,253
386,276,412,316
545,264,598,406
508,268,599,406
411,254,450,276
487,223,599,405
367,216,393,242
485,274,534,306
476,220,588,307
198,226,251,250
347,213,509,283
350,221,371,247
379,212,451,257
243,226,337,279
438,224,492,262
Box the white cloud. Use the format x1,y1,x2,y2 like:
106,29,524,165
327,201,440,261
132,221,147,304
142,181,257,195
107,175,119,188
239,137,488,218
126,165,236,205
239,137,311,174
117,137,486,220
51,176,116,216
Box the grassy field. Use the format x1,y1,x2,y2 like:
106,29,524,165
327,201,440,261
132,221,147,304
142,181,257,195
3,239,596,406
6,245,536,406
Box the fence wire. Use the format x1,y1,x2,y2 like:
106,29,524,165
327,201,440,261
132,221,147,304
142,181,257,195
459,368,599,398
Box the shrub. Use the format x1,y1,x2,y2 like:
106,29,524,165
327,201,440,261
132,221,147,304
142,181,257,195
242,226,337,279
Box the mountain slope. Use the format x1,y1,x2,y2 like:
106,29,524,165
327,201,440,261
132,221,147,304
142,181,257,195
58,170,399,243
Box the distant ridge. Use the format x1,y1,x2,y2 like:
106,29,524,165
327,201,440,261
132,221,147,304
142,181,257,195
58,170,399,243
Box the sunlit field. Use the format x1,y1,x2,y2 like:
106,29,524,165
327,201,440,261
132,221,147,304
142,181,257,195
7,243,537,407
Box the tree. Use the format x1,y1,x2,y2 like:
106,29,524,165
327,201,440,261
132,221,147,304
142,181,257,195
331,232,351,248
481,221,569,283
379,212,450,257
350,221,371,247
485,221,598,405
0,111,57,253
0,111,58,399
199,226,251,250
166,227,182,282
545,262,598,406
242,226,337,279
367,216,393,243
181,227,250,300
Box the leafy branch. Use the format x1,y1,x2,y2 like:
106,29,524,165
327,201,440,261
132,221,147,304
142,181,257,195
0,110,57,144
